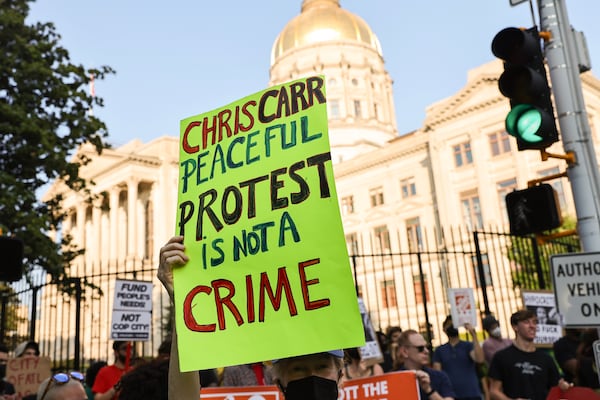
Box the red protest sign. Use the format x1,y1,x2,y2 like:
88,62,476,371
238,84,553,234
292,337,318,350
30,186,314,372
200,371,419,400
546,386,600,400
201,385,283,399
339,371,419,400
6,356,51,399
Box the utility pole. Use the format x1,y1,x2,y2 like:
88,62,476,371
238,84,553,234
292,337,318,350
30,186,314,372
539,0,600,251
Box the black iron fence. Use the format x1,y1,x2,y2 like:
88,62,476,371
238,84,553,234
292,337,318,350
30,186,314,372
0,226,580,371
348,226,580,346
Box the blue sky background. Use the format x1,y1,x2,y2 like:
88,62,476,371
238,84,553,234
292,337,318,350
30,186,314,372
28,0,600,147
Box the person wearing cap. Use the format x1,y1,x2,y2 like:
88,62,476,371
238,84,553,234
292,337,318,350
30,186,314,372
157,235,345,400
394,329,455,400
13,341,42,400
14,341,40,358
488,309,572,400
481,315,512,366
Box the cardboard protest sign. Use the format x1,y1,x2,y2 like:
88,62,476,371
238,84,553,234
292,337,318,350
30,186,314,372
339,371,419,400
111,279,153,340
175,76,364,371
522,290,561,346
201,385,282,399
448,288,477,328
6,356,51,398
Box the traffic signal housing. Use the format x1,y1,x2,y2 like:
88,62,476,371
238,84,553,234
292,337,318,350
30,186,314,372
505,184,562,236
492,27,559,150
0,236,24,282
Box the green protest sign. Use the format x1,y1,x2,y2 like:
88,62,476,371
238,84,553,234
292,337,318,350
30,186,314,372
175,76,364,371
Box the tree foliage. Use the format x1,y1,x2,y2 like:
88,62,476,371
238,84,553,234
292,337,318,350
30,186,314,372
508,216,580,290
0,0,114,283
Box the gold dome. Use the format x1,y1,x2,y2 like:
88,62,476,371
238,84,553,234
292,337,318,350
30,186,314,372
271,0,382,64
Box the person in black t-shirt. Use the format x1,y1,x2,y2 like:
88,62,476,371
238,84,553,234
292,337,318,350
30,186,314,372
488,309,572,400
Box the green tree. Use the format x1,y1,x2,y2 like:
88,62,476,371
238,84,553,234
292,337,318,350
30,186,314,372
508,216,580,290
0,0,114,283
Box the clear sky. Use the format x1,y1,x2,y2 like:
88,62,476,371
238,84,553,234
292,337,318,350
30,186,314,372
28,0,600,147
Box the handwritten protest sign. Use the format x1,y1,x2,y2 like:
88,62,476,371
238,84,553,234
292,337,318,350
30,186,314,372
111,279,153,340
448,288,477,328
6,356,51,398
339,371,419,400
522,290,561,346
175,76,364,371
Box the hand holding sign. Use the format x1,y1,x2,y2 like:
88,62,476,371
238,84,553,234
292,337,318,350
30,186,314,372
157,235,188,299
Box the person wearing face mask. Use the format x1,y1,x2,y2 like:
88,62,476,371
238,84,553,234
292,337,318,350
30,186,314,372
156,236,346,400
481,315,512,366
432,316,484,400
0,344,16,400
271,351,344,400
91,341,132,400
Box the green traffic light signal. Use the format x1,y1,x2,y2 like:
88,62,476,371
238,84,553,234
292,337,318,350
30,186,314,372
505,104,554,145
492,27,559,151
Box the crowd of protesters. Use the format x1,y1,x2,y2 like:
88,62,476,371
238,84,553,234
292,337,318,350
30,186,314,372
0,237,597,400
1,311,598,400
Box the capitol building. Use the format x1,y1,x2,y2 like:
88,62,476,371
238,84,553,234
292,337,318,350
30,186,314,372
41,0,600,360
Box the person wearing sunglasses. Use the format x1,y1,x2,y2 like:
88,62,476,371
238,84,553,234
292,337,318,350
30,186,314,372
36,371,87,400
394,329,456,400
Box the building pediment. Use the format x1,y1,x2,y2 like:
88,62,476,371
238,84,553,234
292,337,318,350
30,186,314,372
424,60,505,129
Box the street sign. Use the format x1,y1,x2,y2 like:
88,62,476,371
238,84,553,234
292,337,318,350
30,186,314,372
550,252,600,327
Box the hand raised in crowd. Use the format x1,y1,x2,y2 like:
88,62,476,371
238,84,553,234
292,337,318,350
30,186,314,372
464,323,476,337
157,235,189,299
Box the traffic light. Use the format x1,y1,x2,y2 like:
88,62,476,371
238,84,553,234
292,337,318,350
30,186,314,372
505,184,562,235
492,27,559,150
0,236,24,282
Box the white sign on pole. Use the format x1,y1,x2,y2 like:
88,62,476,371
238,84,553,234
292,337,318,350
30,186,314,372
447,288,477,328
550,252,600,327
110,279,153,340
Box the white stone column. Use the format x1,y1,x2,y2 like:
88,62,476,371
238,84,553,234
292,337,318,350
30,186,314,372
109,187,120,263
75,203,86,271
62,210,73,241
127,178,139,260
92,205,102,271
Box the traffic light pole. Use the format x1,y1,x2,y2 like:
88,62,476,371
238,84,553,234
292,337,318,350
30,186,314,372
539,0,600,251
